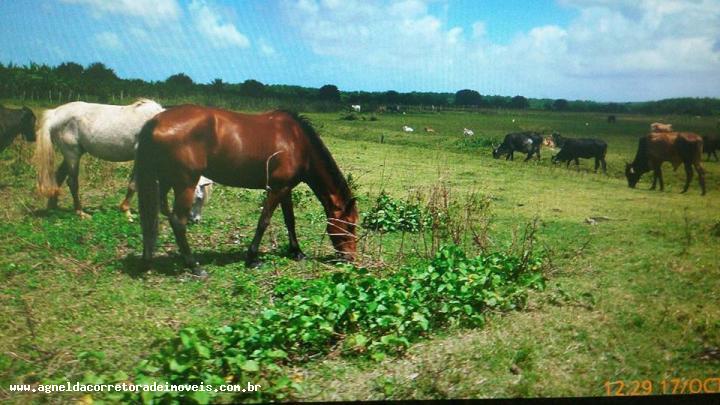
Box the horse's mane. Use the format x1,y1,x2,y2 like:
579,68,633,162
277,109,352,201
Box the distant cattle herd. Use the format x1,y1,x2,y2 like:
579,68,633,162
392,117,714,195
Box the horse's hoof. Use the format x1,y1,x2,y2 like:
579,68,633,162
290,251,306,261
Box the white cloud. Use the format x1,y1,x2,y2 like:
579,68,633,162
471,22,486,39
94,31,123,51
62,0,181,25
259,39,277,56
283,0,720,100
285,0,463,72
129,27,149,41
189,0,250,49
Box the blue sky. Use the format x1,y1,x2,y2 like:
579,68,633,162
1,0,719,102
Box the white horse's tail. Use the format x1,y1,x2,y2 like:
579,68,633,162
34,109,59,198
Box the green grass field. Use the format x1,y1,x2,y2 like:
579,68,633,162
1,106,719,402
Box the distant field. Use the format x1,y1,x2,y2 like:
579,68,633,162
1,106,719,402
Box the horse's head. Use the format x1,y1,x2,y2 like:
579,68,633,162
327,197,358,261
21,107,36,142
625,162,640,188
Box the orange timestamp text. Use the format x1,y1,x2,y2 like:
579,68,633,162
604,377,720,396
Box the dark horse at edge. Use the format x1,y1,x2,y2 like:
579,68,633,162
0,105,36,153
136,106,358,276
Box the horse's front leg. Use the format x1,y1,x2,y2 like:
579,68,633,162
168,185,206,277
119,163,136,220
246,188,288,268
281,192,305,261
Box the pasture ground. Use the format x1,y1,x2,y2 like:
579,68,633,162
1,106,719,402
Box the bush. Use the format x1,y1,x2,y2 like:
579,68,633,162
362,191,430,233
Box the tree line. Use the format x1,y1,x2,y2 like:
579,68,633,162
1,61,718,116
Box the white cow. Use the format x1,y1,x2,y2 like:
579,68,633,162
351,104,361,112
402,125,414,133
463,128,474,136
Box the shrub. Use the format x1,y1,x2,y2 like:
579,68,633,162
362,191,430,233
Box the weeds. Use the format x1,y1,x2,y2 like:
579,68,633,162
362,191,429,233
86,245,546,403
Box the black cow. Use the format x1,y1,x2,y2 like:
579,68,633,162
551,133,608,173
607,115,616,123
0,106,36,153
702,135,719,161
492,132,542,161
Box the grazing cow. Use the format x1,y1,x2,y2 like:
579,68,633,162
651,122,673,132
463,128,474,136
492,132,542,161
607,115,616,123
625,132,705,195
424,127,435,133
351,104,361,112
0,106,36,153
402,125,414,133
550,134,607,173
702,135,719,161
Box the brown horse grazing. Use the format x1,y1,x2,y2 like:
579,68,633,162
136,106,358,276
625,132,706,195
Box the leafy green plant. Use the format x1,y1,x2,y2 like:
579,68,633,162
363,191,430,233
88,245,545,403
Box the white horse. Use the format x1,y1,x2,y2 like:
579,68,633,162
35,99,164,217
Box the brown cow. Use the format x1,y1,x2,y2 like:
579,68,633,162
625,132,706,195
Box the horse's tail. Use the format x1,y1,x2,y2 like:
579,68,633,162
34,108,59,197
136,119,160,262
